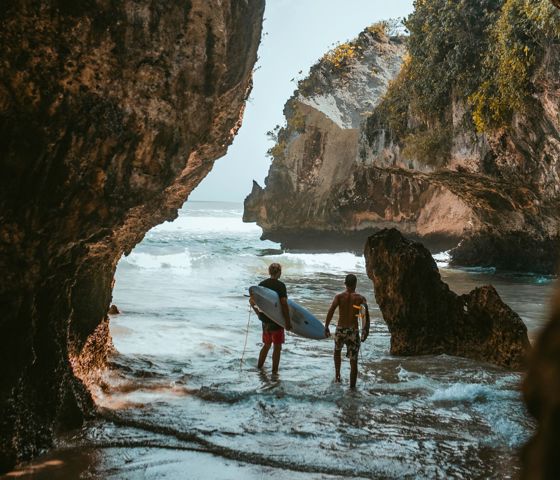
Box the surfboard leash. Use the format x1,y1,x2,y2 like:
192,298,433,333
239,305,252,371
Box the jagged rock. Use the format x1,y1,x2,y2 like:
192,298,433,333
364,229,530,368
0,0,264,472
108,304,120,315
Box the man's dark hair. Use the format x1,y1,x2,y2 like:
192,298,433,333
345,274,357,289
269,263,282,277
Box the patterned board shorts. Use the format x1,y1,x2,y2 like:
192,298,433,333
334,327,361,360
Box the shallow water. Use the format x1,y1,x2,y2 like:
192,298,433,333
4,201,555,479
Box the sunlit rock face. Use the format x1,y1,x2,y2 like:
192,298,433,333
245,22,560,272
365,229,530,369
0,0,264,471
243,29,412,250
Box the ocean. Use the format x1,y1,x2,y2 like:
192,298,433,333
6,201,555,479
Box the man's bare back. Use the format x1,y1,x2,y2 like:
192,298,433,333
324,274,370,388
332,291,366,329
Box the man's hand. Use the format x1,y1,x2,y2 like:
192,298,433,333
285,320,293,331
324,325,331,338
361,331,368,342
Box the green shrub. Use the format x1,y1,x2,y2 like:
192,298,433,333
322,42,360,70
401,126,453,168
470,0,560,131
371,0,560,166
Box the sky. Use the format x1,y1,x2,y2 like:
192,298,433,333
189,0,415,202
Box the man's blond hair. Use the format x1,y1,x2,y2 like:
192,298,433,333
268,263,282,277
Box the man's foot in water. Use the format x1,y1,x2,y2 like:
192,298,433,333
335,375,341,383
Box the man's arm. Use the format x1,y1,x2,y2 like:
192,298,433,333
324,295,339,337
249,295,260,316
280,297,292,331
361,299,370,342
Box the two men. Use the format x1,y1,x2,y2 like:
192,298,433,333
251,265,369,388
324,273,370,389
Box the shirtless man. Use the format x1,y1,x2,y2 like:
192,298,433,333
324,274,370,388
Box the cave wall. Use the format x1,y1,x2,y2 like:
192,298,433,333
0,0,264,471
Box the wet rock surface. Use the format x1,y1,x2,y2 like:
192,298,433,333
364,229,531,369
0,0,264,472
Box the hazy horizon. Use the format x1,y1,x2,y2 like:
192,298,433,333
189,0,414,203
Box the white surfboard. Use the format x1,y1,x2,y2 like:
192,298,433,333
249,285,327,340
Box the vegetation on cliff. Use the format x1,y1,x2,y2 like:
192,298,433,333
266,21,403,164
374,0,560,165
297,21,401,98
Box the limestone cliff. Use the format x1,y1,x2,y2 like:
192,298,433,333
245,4,560,272
244,26,408,250
0,0,264,472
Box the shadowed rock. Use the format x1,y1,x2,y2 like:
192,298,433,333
108,305,120,315
0,0,264,472
522,285,560,479
364,228,530,368
521,4,560,477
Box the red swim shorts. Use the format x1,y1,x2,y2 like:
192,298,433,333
262,328,285,345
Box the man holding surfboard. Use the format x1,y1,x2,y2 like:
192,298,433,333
250,263,292,373
324,274,370,389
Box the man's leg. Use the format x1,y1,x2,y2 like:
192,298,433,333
350,358,358,389
334,349,342,382
258,343,271,369
272,343,282,373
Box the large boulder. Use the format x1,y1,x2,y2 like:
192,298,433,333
364,228,530,368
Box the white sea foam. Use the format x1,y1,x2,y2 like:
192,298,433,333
152,216,262,235
120,250,192,270
108,201,544,476
430,383,515,403
433,250,451,267
272,251,365,274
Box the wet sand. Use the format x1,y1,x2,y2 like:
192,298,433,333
3,443,366,480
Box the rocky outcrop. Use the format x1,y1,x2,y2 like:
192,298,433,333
245,6,560,272
0,0,264,472
364,229,530,368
